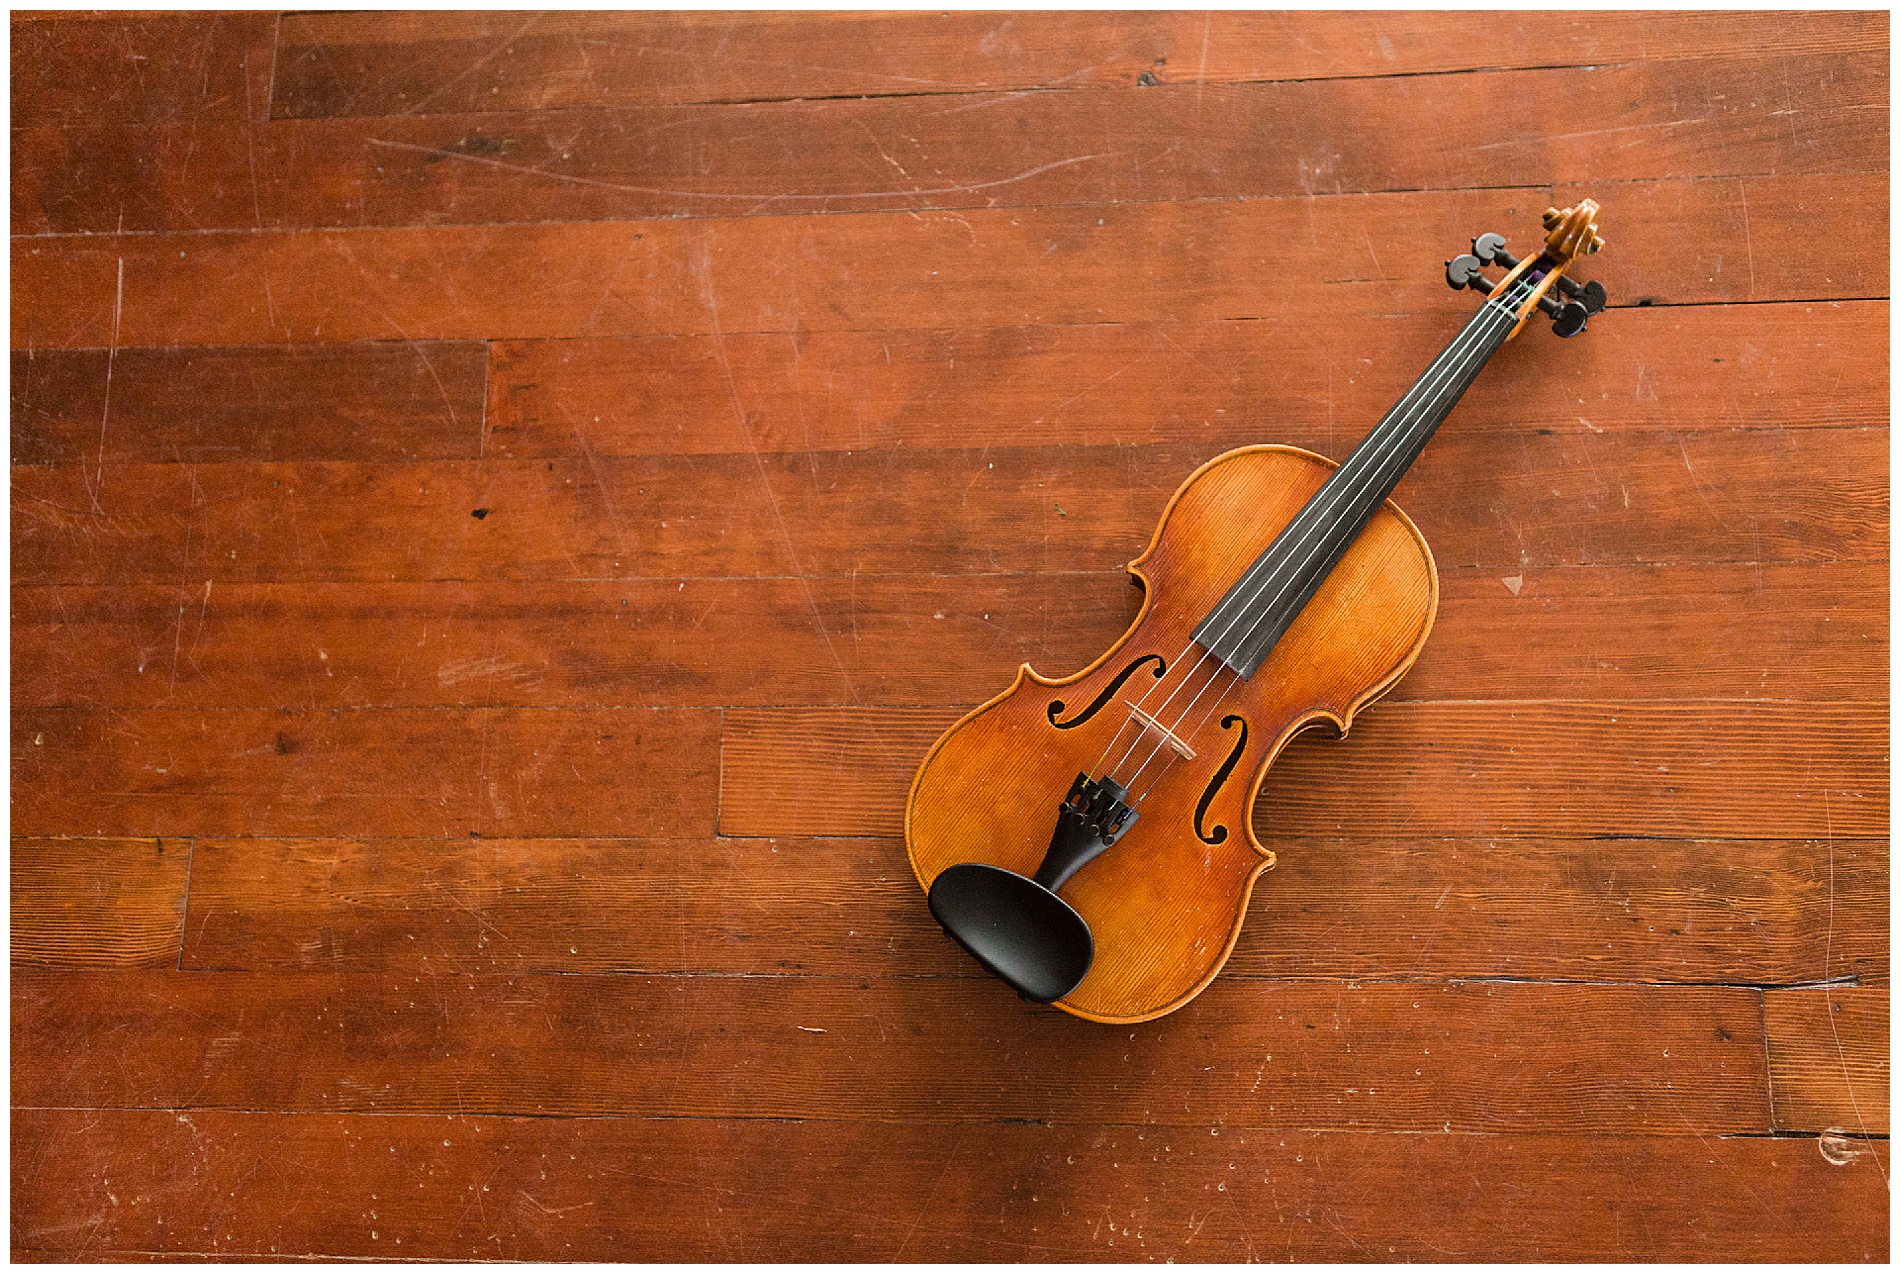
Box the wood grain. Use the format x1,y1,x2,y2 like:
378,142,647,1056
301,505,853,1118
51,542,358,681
12,707,720,839
15,174,1884,349
10,342,489,465
15,427,1887,587
14,562,1885,710
1765,987,1891,1135
722,701,1890,840
176,834,1887,987
13,968,1770,1132
21,48,1885,235
14,1109,1886,1261
272,10,1888,115
11,836,189,967
484,302,1888,458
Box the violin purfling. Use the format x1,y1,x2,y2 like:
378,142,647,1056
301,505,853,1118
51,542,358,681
906,201,1609,1022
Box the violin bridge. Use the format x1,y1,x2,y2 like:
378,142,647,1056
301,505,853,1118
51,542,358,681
1125,703,1197,760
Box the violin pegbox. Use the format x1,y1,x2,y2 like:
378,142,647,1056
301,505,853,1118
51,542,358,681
1444,198,1609,339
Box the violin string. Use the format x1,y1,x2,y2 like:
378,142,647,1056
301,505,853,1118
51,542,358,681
1122,277,1534,797
1124,279,1532,796
1109,274,1537,796
1090,294,1510,792
1093,285,1525,792
1102,275,1534,791
1141,283,1533,769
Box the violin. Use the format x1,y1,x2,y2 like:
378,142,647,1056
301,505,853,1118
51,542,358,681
907,201,1609,1022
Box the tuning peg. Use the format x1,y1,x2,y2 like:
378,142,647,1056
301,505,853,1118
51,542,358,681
1550,298,1589,338
1470,231,1520,271
1534,292,1589,336
1552,276,1609,314
1445,254,1491,292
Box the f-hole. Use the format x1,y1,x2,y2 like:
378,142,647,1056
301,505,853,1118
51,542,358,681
1194,714,1250,845
1048,654,1166,729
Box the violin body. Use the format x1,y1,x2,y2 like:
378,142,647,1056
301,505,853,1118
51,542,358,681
907,200,1606,1022
907,444,1437,1022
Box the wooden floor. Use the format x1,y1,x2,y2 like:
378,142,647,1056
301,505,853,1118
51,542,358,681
11,10,1891,1261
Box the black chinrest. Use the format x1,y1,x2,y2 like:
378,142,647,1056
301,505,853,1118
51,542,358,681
927,862,1095,1004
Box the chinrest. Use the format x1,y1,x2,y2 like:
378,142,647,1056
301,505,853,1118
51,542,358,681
927,862,1095,1004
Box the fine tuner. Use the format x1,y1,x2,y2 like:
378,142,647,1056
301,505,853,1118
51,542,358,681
1445,204,1608,338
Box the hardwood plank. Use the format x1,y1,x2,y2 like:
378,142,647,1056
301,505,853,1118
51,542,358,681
178,835,921,976
486,302,1889,458
12,116,262,239
12,969,1770,1131
1765,988,1891,1135
13,562,1887,709
260,48,1873,219
720,701,1889,839
1415,562,1888,704
14,176,1882,350
273,10,1887,116
16,1111,1886,1262
1560,175,1891,307
23,49,1886,235
10,576,1129,710
10,11,273,128
1248,698,1888,843
10,342,489,466
15,428,1887,587
11,708,720,840
722,706,956,837
178,834,1887,987
1247,835,1889,987
11,836,188,967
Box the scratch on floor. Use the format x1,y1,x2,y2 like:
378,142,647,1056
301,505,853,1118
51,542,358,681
517,1192,592,1217
1736,180,1757,298
166,596,187,699
1674,435,1725,527
1035,361,1137,425
365,136,1116,204
1194,10,1212,110
89,257,125,515
1819,790,1886,1182
407,341,460,440
1470,117,1712,151
891,1125,970,1260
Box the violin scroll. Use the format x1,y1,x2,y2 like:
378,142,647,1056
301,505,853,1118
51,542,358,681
1542,200,1606,260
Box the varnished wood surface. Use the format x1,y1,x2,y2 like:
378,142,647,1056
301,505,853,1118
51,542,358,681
13,1112,1886,1262
12,10,1887,1259
906,445,1439,1020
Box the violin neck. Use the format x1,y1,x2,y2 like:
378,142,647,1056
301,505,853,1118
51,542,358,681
1194,297,1520,678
